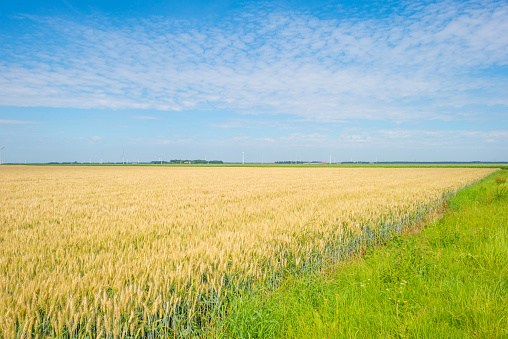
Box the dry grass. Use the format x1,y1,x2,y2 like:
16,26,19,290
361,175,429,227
0,166,496,337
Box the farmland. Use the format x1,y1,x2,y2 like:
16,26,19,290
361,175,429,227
225,170,508,338
0,166,496,337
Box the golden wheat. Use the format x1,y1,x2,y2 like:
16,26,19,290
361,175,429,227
0,166,496,337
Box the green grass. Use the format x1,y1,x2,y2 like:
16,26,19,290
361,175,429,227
222,170,508,338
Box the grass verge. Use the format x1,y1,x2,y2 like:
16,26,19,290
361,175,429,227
222,170,508,338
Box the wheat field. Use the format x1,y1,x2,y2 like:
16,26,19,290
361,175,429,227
0,166,496,337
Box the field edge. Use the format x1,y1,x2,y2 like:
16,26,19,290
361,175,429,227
219,170,508,339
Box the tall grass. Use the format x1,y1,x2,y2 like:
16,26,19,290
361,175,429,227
0,166,496,337
225,170,508,338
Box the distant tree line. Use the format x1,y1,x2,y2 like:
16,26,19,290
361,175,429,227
48,162,79,164
150,159,223,164
275,161,306,164
341,161,371,164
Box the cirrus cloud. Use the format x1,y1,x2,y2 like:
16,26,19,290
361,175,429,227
0,0,506,123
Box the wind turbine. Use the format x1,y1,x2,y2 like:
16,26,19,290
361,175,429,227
242,152,245,165
0,147,4,165
160,152,163,165
122,150,125,165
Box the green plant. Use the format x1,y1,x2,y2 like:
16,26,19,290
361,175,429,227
494,177,506,184
223,171,508,338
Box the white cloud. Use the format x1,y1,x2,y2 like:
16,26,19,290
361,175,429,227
91,136,102,141
0,0,506,122
231,136,249,141
130,115,159,120
241,128,508,149
352,128,508,146
211,118,306,129
0,119,39,124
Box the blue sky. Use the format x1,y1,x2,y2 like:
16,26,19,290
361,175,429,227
0,0,507,163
